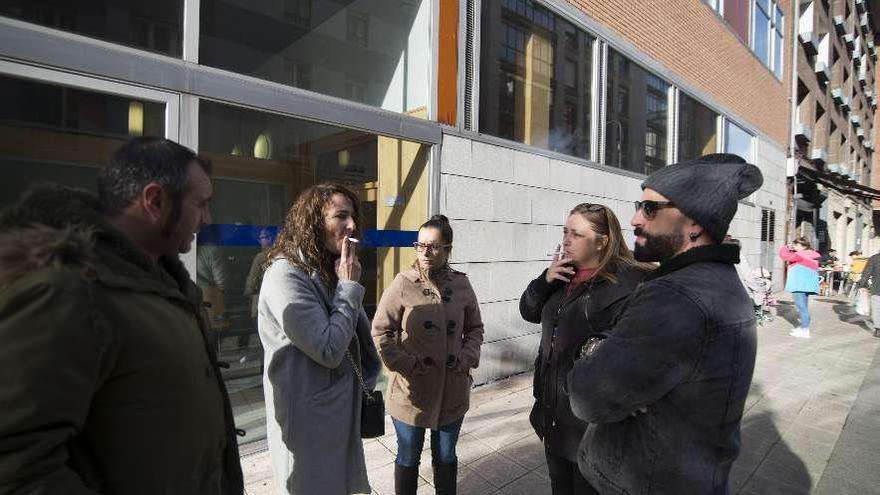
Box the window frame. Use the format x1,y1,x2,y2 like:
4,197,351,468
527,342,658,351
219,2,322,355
706,0,784,79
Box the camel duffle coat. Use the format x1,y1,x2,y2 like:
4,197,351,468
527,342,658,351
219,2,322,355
372,267,484,429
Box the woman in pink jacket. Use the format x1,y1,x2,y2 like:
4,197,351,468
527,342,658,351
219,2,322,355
779,237,821,338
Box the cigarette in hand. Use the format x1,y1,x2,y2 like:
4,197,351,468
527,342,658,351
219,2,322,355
347,238,360,243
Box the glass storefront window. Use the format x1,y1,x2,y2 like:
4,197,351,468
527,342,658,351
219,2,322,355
0,73,165,209
678,93,718,162
605,49,669,175
199,0,430,116
725,120,754,162
0,0,183,57
198,100,429,444
478,0,594,160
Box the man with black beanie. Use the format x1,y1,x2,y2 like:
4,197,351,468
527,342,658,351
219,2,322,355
568,153,763,494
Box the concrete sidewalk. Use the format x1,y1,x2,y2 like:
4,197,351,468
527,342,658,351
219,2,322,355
242,294,880,494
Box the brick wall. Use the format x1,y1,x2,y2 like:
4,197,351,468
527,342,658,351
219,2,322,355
567,0,792,147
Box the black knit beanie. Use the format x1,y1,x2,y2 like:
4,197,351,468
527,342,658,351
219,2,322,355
641,153,763,242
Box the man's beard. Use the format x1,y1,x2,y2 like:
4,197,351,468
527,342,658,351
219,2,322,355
633,227,685,262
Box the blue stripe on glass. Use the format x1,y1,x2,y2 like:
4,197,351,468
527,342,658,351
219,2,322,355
197,225,417,248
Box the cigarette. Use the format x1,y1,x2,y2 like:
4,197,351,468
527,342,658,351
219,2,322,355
347,238,360,243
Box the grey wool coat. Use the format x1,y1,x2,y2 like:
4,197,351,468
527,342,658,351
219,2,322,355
258,258,381,495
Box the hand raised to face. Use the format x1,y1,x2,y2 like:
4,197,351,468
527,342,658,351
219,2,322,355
545,244,575,284
335,236,362,282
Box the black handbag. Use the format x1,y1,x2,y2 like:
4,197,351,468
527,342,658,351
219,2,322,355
346,350,385,438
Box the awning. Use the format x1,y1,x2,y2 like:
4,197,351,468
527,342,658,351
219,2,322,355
798,167,880,202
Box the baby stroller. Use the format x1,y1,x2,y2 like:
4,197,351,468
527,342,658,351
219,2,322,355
751,267,776,325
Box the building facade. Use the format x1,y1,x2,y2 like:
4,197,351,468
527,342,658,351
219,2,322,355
0,0,811,450
792,0,880,264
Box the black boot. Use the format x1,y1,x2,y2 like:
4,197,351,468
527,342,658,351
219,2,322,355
433,462,457,495
394,462,419,495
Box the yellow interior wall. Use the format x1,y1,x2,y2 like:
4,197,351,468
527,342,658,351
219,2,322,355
375,107,430,303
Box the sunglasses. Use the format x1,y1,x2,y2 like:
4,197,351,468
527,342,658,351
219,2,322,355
634,200,675,219
413,242,452,252
580,203,606,212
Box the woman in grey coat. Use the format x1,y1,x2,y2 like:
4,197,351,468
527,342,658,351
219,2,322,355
258,183,381,495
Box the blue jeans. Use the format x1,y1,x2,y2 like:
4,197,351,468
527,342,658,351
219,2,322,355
792,292,811,328
392,417,463,467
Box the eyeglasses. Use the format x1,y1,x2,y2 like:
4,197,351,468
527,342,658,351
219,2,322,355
634,200,676,219
413,242,452,252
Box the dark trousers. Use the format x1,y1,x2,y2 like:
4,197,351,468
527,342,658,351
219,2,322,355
546,449,598,495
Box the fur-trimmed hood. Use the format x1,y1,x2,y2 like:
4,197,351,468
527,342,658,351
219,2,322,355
0,184,194,299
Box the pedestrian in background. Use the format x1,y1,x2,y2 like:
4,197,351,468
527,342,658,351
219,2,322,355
0,137,243,494
240,226,273,363
258,184,381,495
244,226,274,319
858,250,880,338
847,250,868,295
779,237,820,339
372,215,484,495
520,203,649,495
568,153,762,494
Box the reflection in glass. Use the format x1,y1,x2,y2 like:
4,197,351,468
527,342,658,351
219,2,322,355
678,93,718,162
199,0,430,114
753,0,771,66
199,100,429,444
725,120,754,162
773,7,784,78
0,0,183,56
605,49,669,175
479,0,593,159
0,74,165,209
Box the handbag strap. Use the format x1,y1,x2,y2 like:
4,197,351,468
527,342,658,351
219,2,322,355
346,349,372,398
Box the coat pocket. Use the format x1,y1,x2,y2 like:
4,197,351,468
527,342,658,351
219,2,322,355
442,368,472,411
391,369,433,409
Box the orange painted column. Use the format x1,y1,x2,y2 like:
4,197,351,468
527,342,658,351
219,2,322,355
437,0,459,126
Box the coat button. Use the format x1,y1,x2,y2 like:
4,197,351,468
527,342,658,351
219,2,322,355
446,355,456,368
423,321,434,330
446,320,456,335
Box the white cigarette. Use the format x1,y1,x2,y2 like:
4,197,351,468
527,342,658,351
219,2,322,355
347,238,360,243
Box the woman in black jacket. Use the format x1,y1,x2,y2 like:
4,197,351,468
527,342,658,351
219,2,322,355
520,202,650,495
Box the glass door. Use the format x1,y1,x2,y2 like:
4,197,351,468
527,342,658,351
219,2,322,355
198,99,430,445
